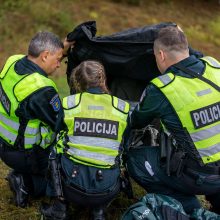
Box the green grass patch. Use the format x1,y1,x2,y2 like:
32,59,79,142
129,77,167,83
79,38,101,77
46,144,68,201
50,75,70,99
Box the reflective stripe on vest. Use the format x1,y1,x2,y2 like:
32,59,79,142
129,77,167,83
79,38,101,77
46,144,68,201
39,126,56,149
0,113,39,134
61,92,129,168
190,123,220,142
67,95,76,108
0,123,41,145
201,56,220,68
66,94,80,109
158,74,174,85
0,55,57,149
65,94,130,113
151,58,220,164
68,136,120,150
67,147,116,165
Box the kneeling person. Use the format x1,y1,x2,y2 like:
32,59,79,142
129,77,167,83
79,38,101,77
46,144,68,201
41,60,130,220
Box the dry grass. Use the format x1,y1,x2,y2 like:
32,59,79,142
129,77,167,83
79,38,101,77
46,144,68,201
0,161,145,220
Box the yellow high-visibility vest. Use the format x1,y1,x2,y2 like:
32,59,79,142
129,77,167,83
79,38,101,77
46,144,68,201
57,92,129,168
151,56,220,164
0,55,58,149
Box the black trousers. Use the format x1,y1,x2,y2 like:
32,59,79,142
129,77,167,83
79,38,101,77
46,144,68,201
126,147,220,214
46,155,121,208
0,142,50,197
63,180,121,208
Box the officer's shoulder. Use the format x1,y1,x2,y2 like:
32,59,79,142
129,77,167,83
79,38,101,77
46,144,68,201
200,56,220,68
112,95,129,105
151,73,175,88
62,93,81,109
14,74,57,102
7,54,25,63
112,95,130,114
0,55,25,78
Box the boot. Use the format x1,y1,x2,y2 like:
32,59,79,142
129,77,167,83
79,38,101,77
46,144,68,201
40,199,68,220
92,208,105,220
6,170,29,208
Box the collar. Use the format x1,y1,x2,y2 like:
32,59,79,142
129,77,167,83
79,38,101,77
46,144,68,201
86,87,105,94
15,56,47,77
165,55,204,76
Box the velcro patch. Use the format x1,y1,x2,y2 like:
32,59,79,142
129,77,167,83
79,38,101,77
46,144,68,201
190,102,220,129
0,82,11,115
50,94,61,112
74,117,119,139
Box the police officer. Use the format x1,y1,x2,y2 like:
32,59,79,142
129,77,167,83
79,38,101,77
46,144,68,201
40,60,130,220
126,26,220,214
0,31,72,208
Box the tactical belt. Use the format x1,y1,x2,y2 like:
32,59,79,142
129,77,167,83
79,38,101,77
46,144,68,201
185,159,220,175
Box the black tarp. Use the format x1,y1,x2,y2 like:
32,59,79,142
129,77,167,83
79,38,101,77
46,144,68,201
66,21,203,101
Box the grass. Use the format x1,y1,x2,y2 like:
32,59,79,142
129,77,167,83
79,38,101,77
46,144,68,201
0,161,145,220
0,0,220,219
0,0,220,66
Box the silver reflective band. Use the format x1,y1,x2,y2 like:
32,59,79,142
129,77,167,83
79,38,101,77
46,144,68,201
197,142,220,157
69,136,120,150
126,100,138,112
0,124,41,145
145,161,154,176
25,133,41,145
203,56,220,68
158,74,172,85
67,95,76,108
41,126,52,135
117,99,126,111
88,105,104,110
196,88,212,97
0,113,39,135
191,123,220,142
0,113,19,130
67,147,116,164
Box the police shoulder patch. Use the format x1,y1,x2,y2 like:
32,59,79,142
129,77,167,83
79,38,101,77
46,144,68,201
50,94,61,112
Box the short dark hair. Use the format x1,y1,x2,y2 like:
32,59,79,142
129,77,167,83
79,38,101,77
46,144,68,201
70,60,109,94
28,31,64,57
154,26,188,52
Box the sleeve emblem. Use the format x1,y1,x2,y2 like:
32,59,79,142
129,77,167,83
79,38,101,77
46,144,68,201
50,94,61,112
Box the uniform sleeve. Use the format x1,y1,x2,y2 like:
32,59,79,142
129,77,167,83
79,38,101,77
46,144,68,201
129,84,167,129
17,87,66,133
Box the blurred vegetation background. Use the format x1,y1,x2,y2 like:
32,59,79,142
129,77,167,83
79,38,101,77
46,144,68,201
0,0,220,219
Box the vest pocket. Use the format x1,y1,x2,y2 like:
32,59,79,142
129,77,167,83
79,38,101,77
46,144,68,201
61,155,120,193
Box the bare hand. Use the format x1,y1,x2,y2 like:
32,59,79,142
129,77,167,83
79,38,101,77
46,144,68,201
63,38,75,56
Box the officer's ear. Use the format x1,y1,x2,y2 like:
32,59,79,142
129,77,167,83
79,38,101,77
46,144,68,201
40,50,50,63
159,49,166,62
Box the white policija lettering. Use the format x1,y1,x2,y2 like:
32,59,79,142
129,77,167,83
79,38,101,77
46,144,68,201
74,121,117,136
191,102,220,128
73,117,119,139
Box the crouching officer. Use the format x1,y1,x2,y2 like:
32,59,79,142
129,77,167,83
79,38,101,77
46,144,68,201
0,31,68,207
126,26,220,215
40,60,130,220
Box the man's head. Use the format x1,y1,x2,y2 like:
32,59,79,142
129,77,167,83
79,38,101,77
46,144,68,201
70,60,109,93
153,26,189,73
28,31,64,75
